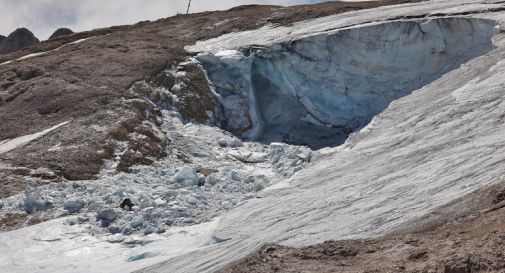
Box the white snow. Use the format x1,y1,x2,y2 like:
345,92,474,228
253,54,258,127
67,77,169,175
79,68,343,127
136,1,505,273
0,217,219,273
3,1,505,273
0,121,70,154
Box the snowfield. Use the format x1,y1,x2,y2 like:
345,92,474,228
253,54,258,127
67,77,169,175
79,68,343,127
140,1,505,272
2,0,505,273
0,217,220,273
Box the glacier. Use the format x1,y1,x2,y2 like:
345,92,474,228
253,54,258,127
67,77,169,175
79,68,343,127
197,18,496,148
2,1,505,273
138,1,505,272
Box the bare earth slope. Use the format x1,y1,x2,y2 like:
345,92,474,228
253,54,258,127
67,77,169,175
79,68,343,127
220,182,505,273
0,0,418,198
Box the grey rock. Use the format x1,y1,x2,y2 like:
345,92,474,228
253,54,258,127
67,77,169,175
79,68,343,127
49,28,74,40
0,28,40,54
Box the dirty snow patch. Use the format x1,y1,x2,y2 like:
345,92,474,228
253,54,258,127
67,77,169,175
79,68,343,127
0,121,70,154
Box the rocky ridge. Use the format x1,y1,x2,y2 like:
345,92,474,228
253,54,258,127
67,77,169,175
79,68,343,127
48,28,74,40
0,28,40,54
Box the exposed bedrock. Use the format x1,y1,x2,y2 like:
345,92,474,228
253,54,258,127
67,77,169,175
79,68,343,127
0,28,40,55
198,18,496,149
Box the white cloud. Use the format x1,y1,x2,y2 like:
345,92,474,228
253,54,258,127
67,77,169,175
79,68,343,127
0,0,319,39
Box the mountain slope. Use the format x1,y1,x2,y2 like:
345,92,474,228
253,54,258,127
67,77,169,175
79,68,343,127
0,0,419,197
138,0,505,272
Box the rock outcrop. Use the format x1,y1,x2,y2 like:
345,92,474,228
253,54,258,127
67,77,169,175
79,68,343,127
48,28,74,40
0,0,413,195
0,28,40,54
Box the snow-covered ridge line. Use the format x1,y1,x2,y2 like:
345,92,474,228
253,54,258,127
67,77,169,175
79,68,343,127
0,37,93,66
0,121,70,154
185,0,505,54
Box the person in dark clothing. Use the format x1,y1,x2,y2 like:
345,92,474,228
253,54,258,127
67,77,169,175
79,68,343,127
120,198,135,211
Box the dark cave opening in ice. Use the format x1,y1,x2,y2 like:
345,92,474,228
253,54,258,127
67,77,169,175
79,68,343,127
198,18,496,149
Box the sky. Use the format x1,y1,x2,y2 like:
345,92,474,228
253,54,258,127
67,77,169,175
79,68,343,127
0,0,331,40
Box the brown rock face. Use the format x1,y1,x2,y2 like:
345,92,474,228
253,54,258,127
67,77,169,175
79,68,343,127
0,28,40,54
48,28,74,40
0,0,420,198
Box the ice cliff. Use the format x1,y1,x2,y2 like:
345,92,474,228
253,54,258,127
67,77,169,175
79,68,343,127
196,18,496,148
